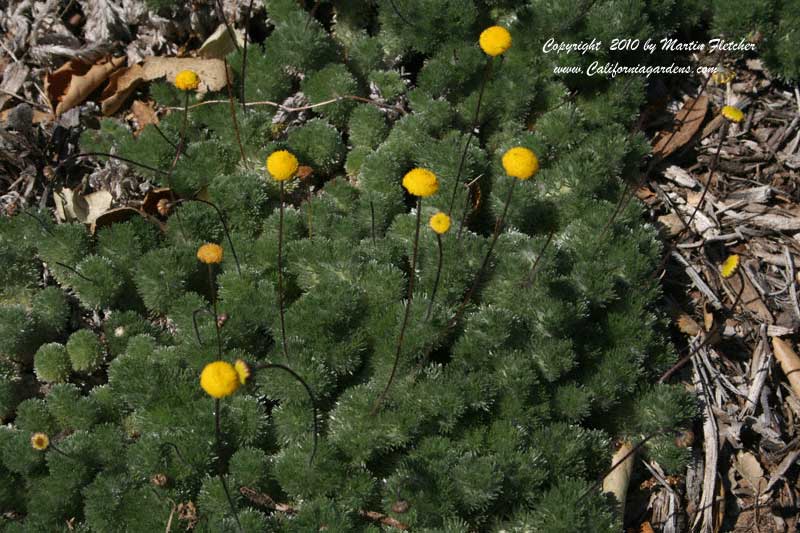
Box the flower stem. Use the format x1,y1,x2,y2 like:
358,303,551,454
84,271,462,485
682,122,728,237
208,264,223,359
425,233,444,321
223,58,248,169
175,198,242,276
446,56,493,217
277,181,289,361
214,399,243,532
450,178,517,328
49,443,76,460
371,198,422,415
240,0,254,113
254,362,319,465
522,229,555,288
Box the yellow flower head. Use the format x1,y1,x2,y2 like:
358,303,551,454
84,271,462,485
502,147,539,180
429,212,451,234
197,243,223,265
200,361,241,399
402,168,438,197
720,254,740,279
479,26,512,57
721,105,744,123
31,432,49,451
175,70,200,91
266,150,299,181
234,359,250,385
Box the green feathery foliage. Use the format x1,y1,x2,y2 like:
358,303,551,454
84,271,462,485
0,0,760,530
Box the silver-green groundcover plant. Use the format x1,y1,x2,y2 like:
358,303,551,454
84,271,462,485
0,0,760,530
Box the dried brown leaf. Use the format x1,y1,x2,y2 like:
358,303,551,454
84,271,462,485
771,337,800,399
100,63,145,115
54,188,113,224
45,56,125,116
198,24,244,59
141,57,227,93
677,314,701,336
602,441,635,517
652,95,709,159
130,99,158,136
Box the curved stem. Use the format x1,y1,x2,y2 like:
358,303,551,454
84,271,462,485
240,0,254,112
49,443,77,460
577,430,672,503
55,152,169,175
425,233,444,321
254,362,319,465
223,57,248,168
54,261,97,284
522,230,555,288
657,267,746,383
277,181,289,361
192,307,216,346
174,198,242,276
447,57,493,217
597,72,715,244
449,178,517,329
370,199,377,246
208,264,223,360
371,198,422,415
682,122,728,238
214,399,243,532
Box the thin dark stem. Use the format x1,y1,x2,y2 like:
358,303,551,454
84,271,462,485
21,210,55,236
208,265,223,360
683,122,728,237
55,152,169,175
152,123,182,154
54,261,96,284
240,0,254,112
277,181,289,361
160,441,194,470
455,176,477,240
449,179,517,328
192,307,216,346
255,363,319,465
447,57,493,217
597,72,714,243
214,399,243,532
175,198,242,276
49,443,77,460
577,431,670,503
522,230,555,288
657,268,746,383
370,200,376,246
371,198,422,415
215,0,241,53
304,0,321,30
425,233,444,321
223,58,248,168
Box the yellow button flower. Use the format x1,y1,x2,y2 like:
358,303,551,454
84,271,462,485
502,147,539,180
479,26,512,56
31,432,49,451
402,168,438,197
197,243,224,265
721,105,744,123
266,150,299,181
429,212,451,234
234,359,250,385
720,254,740,278
175,70,200,91
200,361,241,399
